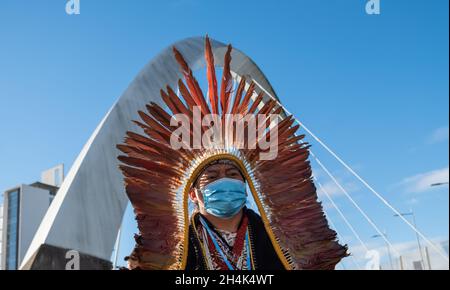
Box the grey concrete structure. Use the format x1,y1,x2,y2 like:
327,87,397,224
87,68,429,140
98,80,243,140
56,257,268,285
21,36,281,270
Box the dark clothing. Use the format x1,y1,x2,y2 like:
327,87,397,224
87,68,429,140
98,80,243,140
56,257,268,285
186,207,285,270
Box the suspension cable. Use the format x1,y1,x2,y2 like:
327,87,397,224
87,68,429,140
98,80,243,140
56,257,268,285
253,79,449,262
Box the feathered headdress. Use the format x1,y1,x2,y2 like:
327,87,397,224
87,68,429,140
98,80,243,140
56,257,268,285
117,36,348,270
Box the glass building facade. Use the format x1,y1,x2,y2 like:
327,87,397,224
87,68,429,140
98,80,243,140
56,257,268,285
5,189,20,270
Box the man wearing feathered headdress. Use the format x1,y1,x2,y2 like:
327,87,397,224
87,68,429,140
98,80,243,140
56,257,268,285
117,36,348,270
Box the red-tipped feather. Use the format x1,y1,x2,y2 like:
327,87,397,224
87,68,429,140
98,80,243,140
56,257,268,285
220,45,233,114
238,82,255,114
231,76,246,114
173,47,210,115
205,36,218,114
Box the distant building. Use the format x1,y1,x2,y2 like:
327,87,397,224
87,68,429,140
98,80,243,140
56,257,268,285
413,260,424,270
441,240,449,256
41,164,64,188
1,165,63,270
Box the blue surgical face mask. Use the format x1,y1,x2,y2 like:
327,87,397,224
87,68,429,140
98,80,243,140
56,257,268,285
200,177,247,219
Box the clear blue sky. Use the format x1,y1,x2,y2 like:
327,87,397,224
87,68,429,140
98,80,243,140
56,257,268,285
0,0,448,269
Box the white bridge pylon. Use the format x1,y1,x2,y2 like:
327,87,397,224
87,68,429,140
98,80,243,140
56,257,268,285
20,36,285,270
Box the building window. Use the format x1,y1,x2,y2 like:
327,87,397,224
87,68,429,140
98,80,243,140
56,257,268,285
5,189,20,270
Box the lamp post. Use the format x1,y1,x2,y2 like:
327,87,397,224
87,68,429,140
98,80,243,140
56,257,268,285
372,232,394,270
430,182,449,187
394,210,427,269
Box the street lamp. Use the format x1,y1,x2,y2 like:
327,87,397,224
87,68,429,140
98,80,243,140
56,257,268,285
430,182,449,187
371,232,394,270
394,210,427,270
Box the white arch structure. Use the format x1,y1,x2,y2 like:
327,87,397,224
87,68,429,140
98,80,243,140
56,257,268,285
20,36,282,270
